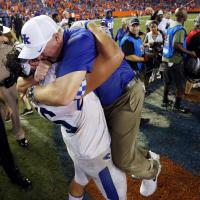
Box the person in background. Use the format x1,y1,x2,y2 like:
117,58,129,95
120,17,152,77
68,12,76,28
60,11,70,28
101,9,114,38
12,13,23,41
185,14,200,95
0,37,31,188
20,94,33,116
52,13,61,25
115,18,128,45
161,7,196,112
144,20,164,83
0,25,29,147
158,11,174,35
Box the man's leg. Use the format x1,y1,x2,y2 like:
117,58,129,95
68,159,89,200
69,179,85,200
173,63,190,113
1,85,28,146
162,63,173,107
0,114,31,188
185,80,193,95
85,149,127,200
104,79,159,180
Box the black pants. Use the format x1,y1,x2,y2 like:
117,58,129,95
0,114,19,181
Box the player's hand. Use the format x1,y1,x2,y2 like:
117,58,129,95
34,61,52,82
17,76,37,94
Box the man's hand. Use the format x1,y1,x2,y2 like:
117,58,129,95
3,104,13,121
17,76,37,94
34,61,52,82
189,51,197,58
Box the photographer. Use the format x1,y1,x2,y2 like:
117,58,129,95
144,20,164,84
0,24,29,147
0,36,31,188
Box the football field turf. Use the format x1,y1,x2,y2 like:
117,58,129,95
1,14,199,200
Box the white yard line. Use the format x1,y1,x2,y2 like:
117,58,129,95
21,119,52,144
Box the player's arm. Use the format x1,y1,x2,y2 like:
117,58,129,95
173,42,196,57
17,63,86,106
33,71,86,106
121,40,145,62
173,30,196,57
85,22,124,94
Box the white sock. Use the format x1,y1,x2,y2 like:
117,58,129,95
68,193,83,200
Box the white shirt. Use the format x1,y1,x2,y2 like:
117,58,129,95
32,64,110,160
158,18,174,34
145,31,163,44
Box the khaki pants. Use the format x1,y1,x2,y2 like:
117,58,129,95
104,78,159,179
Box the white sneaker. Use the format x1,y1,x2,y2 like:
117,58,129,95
149,151,160,160
140,152,161,197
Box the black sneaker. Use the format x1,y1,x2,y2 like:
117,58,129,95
10,169,32,189
173,105,190,114
161,100,173,108
140,118,150,126
20,109,33,116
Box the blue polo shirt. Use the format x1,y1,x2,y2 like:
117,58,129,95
95,60,135,106
56,28,96,77
115,28,127,45
55,28,135,107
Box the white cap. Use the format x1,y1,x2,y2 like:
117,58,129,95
18,15,59,59
157,10,164,15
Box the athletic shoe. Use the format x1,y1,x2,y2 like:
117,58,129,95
149,151,160,160
161,100,173,108
172,105,190,114
11,168,32,189
140,151,161,197
20,108,33,116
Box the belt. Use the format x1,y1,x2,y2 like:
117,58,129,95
126,78,137,90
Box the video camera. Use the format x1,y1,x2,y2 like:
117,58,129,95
0,48,30,88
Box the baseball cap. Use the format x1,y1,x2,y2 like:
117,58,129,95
130,17,140,25
194,15,200,26
18,15,59,59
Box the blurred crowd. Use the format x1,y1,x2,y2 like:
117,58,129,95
0,0,199,23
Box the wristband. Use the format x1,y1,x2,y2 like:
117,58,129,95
27,86,39,104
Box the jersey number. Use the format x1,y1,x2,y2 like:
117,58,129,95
35,107,78,134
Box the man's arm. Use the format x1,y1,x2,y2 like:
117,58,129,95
173,30,196,57
34,71,86,106
17,69,86,106
125,54,145,62
121,39,146,62
173,42,196,57
18,23,123,105
85,22,124,94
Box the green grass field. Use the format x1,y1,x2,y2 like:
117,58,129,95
0,13,199,200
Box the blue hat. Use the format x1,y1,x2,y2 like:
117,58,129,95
130,17,140,25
